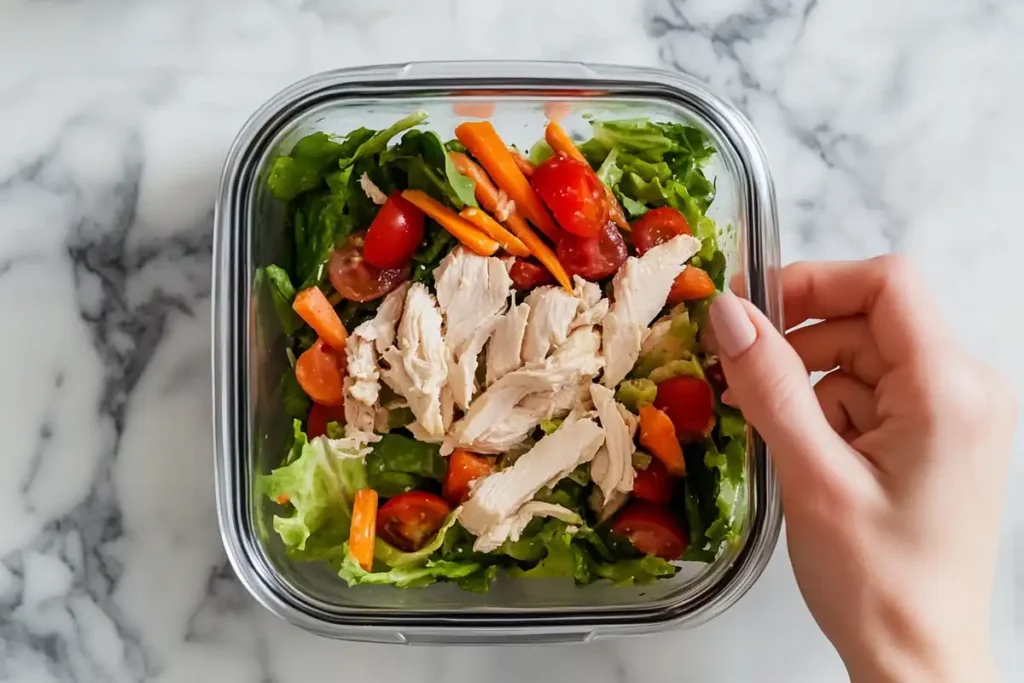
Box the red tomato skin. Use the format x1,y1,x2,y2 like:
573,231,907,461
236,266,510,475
509,258,555,290
328,235,409,303
653,376,716,441
376,492,451,552
307,402,346,439
294,339,346,407
363,192,425,269
631,458,673,504
631,207,692,255
443,450,495,505
556,221,628,281
609,501,688,560
531,156,609,238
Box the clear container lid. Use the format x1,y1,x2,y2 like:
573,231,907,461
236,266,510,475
213,61,783,644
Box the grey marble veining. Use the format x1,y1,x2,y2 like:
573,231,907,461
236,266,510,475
0,1,1021,681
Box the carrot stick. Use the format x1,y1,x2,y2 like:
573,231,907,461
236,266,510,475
455,122,562,240
545,122,630,231
509,147,535,176
668,267,716,304
460,208,531,257
504,212,573,293
401,190,499,257
544,121,587,163
292,286,349,351
449,152,502,213
349,488,378,572
639,405,687,476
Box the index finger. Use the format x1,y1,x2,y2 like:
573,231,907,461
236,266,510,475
779,256,953,364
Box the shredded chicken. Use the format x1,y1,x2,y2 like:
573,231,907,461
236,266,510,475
589,384,637,504
471,501,581,553
486,298,531,386
493,189,515,222
521,286,581,363
601,234,702,387
359,172,388,205
379,283,449,437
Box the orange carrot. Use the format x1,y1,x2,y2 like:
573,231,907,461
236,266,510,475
449,152,503,213
459,208,531,257
349,488,378,572
545,121,630,230
401,190,500,257
668,267,716,304
544,121,587,163
455,122,562,240
509,147,535,176
639,404,687,476
292,286,348,351
275,494,290,505
503,213,573,293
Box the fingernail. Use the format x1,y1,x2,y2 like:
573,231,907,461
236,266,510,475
710,292,757,358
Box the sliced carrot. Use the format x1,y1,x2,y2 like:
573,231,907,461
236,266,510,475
668,267,717,304
455,122,562,240
546,121,629,230
544,121,588,163
275,494,290,505
504,213,573,293
292,286,348,350
639,404,687,476
449,152,573,292
509,147,535,176
400,190,499,257
349,488,378,572
459,208,531,257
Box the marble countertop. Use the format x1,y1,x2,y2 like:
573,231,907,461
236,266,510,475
1,0,1022,681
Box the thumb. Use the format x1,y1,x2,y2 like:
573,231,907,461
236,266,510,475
709,292,839,485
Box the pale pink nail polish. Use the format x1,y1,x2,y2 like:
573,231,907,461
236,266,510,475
710,293,757,358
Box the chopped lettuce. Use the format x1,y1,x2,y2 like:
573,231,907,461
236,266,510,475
261,421,367,553
341,110,428,167
365,433,446,498
594,554,677,586
374,512,460,568
380,128,477,209
648,356,705,385
337,550,486,589
632,305,700,379
279,367,311,422
261,265,301,335
539,418,564,435
528,140,554,165
615,378,657,412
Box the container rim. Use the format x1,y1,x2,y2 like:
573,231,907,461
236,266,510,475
213,60,783,643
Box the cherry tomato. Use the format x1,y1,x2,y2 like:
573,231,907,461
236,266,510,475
609,501,688,560
631,207,692,255
376,491,452,552
531,155,609,238
328,234,409,303
631,458,673,504
307,402,347,439
667,266,716,304
509,258,555,290
653,375,716,441
294,339,346,407
363,192,425,269
556,220,628,281
443,449,495,505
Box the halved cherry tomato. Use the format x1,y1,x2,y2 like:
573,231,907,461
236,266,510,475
556,220,628,281
509,258,555,290
363,192,425,269
294,339,346,406
443,449,495,505
654,375,716,441
631,207,691,255
610,501,688,560
631,458,673,504
376,491,451,552
531,155,609,238
307,402,347,439
328,234,409,303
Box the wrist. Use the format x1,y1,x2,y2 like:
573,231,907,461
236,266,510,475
847,644,998,683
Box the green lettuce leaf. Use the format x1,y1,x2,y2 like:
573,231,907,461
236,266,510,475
529,140,554,165
632,305,700,379
266,132,345,201
279,369,311,422
337,549,486,589
648,356,705,385
262,265,301,335
365,433,446,498
594,555,678,586
539,418,564,435
381,129,477,209
615,378,657,412
262,421,367,553
374,511,460,568
291,183,354,288
340,110,428,167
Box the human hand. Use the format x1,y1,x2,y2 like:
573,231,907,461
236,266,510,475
710,256,1017,683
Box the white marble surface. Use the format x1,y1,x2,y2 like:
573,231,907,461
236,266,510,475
1,0,1022,681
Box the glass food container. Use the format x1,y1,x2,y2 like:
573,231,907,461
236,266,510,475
212,61,783,644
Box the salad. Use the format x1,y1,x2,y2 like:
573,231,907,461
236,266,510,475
259,110,746,592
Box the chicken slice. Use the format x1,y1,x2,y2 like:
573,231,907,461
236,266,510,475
380,283,449,437
458,418,605,538
521,286,580,363
343,283,409,433
449,317,502,411
589,384,637,505
471,501,582,553
485,299,531,386
601,234,702,387
434,247,512,354
444,327,604,454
